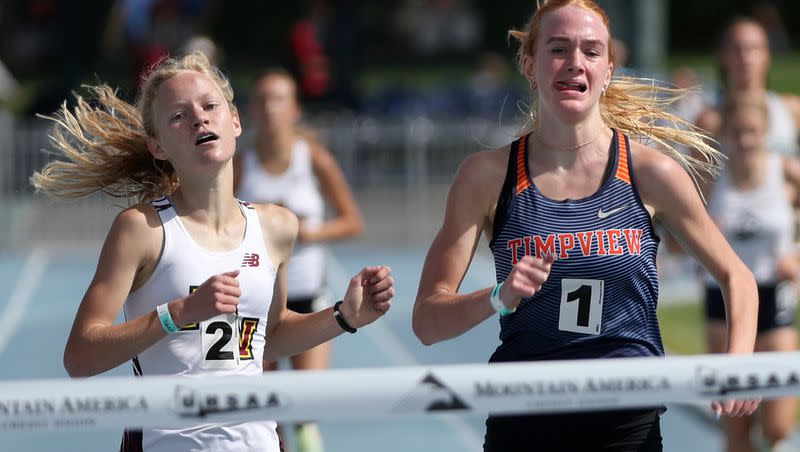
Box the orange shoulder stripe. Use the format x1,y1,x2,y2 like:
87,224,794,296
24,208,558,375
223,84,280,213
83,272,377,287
516,134,531,194
615,131,631,185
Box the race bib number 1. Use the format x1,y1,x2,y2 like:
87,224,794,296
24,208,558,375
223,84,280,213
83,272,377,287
200,313,240,369
558,279,604,335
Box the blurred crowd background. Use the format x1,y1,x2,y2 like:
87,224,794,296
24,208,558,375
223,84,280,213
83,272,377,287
0,0,799,249
0,0,797,119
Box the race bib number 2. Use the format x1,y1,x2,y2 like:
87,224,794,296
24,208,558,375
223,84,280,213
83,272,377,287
558,279,604,335
200,313,241,369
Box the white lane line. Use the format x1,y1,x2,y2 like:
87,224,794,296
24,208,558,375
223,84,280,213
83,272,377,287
0,248,49,355
327,252,485,451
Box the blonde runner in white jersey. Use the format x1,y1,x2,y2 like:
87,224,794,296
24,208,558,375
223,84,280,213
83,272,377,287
30,52,391,452
123,197,279,452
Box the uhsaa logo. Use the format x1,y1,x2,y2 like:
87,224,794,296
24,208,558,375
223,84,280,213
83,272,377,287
392,373,470,413
696,365,800,397
173,385,287,419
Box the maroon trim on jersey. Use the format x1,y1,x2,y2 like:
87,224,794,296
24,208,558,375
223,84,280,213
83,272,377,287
119,429,143,452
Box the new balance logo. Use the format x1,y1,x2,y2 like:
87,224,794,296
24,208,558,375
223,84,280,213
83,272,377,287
597,204,628,219
241,253,260,267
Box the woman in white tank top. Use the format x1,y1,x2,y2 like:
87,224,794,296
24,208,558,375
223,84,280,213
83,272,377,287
696,18,800,157
31,52,392,452
234,69,363,452
693,21,800,451
701,93,800,452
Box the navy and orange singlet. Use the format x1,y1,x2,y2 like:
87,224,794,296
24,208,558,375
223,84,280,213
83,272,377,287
490,130,663,363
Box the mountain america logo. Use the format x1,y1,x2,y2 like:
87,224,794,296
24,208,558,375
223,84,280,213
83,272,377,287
241,253,260,267
392,373,471,413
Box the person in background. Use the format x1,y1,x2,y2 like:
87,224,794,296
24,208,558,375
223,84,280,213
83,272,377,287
700,92,799,452
752,0,791,54
31,51,391,452
287,0,333,108
697,17,800,157
180,34,222,65
235,69,363,452
670,66,707,126
412,1,760,450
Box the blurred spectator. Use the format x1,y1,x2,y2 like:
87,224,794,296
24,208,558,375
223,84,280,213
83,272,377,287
103,0,166,89
394,0,481,55
696,18,800,157
288,0,363,112
236,69,365,452
0,58,19,106
610,38,636,76
103,0,219,89
179,34,222,64
362,52,526,119
363,83,426,118
612,38,629,69
464,52,526,120
610,37,663,80
752,0,791,54
327,0,362,111
5,0,85,116
700,91,799,452
2,0,60,75
288,0,333,106
669,66,707,124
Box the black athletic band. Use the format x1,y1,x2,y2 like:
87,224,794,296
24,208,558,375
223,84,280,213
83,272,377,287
333,300,357,334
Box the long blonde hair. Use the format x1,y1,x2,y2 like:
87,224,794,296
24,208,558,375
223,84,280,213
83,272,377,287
509,0,722,183
31,51,237,202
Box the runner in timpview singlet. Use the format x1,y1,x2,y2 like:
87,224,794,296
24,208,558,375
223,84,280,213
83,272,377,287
412,2,760,451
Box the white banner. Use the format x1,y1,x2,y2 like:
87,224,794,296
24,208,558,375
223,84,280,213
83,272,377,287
0,351,798,432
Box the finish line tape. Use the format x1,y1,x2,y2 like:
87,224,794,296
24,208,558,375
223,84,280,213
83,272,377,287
1,351,798,432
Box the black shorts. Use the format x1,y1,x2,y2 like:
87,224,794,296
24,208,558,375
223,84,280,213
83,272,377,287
704,283,797,333
484,408,662,452
287,294,330,314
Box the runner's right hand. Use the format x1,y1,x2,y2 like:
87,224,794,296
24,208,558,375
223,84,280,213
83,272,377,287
499,254,555,311
174,270,240,326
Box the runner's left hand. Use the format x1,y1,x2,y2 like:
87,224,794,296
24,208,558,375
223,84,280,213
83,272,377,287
712,398,760,418
340,266,394,328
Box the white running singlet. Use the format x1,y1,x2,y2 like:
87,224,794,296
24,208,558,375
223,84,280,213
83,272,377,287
706,153,795,285
122,197,279,452
237,139,326,298
765,91,800,157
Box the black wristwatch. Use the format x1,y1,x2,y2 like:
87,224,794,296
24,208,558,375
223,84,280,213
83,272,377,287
333,300,357,334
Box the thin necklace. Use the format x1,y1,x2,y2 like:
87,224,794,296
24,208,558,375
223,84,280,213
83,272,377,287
533,127,607,151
